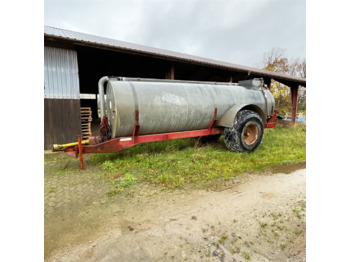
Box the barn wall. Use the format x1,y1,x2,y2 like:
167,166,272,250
44,99,81,150
44,45,82,149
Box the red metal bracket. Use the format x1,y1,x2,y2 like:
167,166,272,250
264,110,278,128
132,110,140,142
132,124,140,142
78,135,84,170
208,107,218,130
100,116,110,141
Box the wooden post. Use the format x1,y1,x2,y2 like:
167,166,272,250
291,85,299,125
228,75,233,83
165,63,175,80
265,78,272,90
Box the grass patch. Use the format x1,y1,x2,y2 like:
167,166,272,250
91,125,306,193
106,173,137,196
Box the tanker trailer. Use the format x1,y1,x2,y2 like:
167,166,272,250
53,76,277,169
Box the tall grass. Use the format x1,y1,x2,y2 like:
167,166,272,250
91,125,306,193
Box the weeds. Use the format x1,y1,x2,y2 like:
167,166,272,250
231,246,240,254
260,222,268,228
218,233,228,245
106,173,137,197
242,251,251,260
293,200,306,219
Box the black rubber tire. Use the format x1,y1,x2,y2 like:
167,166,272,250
196,134,221,144
224,110,264,153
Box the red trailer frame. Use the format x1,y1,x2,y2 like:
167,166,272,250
60,110,277,169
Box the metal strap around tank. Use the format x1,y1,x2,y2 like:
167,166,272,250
206,84,217,116
129,82,140,118
129,82,141,138
182,84,191,130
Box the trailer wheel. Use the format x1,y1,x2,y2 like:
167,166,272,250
224,110,264,153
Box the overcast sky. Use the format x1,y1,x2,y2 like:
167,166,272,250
44,0,305,68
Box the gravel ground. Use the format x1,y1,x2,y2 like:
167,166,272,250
44,153,305,262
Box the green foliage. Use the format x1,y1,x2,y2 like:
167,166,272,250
270,80,292,115
118,173,137,188
106,172,137,197
92,126,306,195
101,160,118,173
261,48,306,115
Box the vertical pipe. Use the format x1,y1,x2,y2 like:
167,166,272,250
98,76,109,121
260,85,270,118
291,85,299,124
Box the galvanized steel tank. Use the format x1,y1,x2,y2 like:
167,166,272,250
104,77,274,138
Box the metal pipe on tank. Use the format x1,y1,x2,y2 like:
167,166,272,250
260,85,270,117
98,76,109,121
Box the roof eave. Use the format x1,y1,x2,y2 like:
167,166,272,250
44,32,306,87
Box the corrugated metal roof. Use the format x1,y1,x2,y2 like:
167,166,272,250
44,26,306,87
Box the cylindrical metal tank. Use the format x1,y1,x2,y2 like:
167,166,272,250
105,77,273,138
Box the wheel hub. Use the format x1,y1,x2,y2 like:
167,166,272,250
243,123,259,145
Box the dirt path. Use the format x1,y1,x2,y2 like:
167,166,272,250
47,167,306,262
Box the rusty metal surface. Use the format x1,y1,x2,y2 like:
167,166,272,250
105,77,275,138
44,26,306,87
243,123,259,145
264,110,278,128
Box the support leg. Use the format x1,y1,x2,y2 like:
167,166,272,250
291,85,299,125
78,135,84,170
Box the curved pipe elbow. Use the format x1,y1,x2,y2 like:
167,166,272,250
98,76,109,120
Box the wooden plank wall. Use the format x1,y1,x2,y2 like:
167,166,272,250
44,99,81,149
